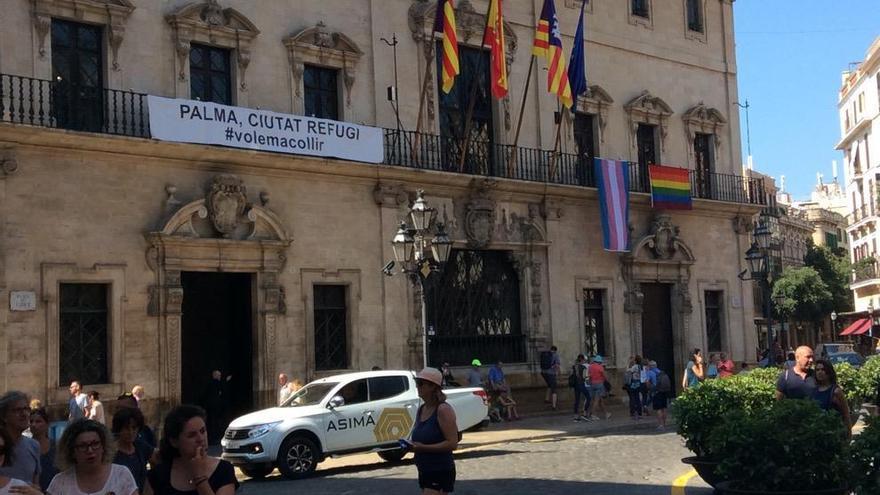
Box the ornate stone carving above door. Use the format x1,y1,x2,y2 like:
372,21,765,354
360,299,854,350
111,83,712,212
463,179,497,249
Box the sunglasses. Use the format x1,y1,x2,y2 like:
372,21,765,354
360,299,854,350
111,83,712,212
415,379,435,388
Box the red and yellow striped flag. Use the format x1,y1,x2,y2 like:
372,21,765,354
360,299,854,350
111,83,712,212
532,0,572,108
434,0,459,93
483,0,508,98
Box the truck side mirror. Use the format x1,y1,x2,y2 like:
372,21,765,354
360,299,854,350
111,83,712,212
328,396,345,409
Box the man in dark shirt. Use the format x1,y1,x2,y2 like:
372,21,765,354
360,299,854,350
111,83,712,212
775,346,816,400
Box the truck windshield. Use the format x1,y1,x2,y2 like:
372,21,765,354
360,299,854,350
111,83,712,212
283,382,338,407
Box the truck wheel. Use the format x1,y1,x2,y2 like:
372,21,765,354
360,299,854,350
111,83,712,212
377,448,406,463
277,436,319,479
240,464,274,480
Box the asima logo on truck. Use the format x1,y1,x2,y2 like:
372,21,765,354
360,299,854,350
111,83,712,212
373,408,414,442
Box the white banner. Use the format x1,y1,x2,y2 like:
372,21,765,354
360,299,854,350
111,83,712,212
147,96,383,163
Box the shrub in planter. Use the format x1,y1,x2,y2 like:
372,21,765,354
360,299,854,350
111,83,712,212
834,362,865,418
708,399,849,493
672,369,776,458
850,415,880,495
856,355,880,405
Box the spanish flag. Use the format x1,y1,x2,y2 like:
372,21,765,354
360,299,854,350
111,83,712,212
483,0,508,98
434,0,459,93
649,164,693,210
532,0,572,108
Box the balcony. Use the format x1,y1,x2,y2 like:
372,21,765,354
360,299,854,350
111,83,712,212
0,72,765,206
852,260,880,290
847,204,877,227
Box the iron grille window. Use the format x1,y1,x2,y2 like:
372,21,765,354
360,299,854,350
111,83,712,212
51,19,104,132
190,44,231,105
437,45,494,175
574,113,598,186
632,0,650,18
425,250,523,366
60,283,109,385
637,123,657,166
705,291,723,353
314,285,348,371
694,133,714,198
583,289,606,357
686,0,704,32
304,65,339,120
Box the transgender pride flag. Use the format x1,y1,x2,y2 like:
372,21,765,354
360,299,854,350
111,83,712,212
594,158,630,252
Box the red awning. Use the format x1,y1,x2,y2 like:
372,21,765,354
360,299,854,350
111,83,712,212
840,318,871,336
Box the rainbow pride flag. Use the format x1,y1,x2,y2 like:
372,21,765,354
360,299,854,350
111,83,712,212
649,164,692,210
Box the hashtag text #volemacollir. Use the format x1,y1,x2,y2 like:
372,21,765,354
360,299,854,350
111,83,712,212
224,127,326,152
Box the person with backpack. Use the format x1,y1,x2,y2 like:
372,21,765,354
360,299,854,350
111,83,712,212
587,355,610,420
652,365,673,430
571,354,592,422
627,356,644,420
539,346,561,410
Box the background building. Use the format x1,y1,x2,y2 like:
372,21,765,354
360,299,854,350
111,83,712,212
0,0,764,422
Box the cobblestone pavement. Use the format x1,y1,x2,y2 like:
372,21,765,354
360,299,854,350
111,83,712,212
236,410,713,495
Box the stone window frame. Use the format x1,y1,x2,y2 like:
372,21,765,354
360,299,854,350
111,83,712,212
574,85,614,145
31,0,134,88
575,277,617,368
624,90,673,158
628,0,654,29
301,269,362,380
41,262,126,404
698,281,730,355
166,1,260,106
284,22,363,120
563,0,594,14
682,103,727,169
683,0,708,43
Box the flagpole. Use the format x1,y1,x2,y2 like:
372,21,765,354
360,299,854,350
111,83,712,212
457,0,495,173
507,55,535,177
412,37,437,162
548,100,563,180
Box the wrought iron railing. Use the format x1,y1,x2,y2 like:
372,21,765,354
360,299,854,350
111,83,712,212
0,73,147,137
427,334,528,368
0,71,766,206
853,259,879,283
848,204,873,224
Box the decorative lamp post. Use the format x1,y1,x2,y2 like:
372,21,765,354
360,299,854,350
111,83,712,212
389,190,452,368
773,292,787,347
830,311,838,341
743,224,777,365
868,302,875,339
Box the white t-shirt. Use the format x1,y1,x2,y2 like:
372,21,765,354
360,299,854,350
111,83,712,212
47,465,137,495
0,478,30,495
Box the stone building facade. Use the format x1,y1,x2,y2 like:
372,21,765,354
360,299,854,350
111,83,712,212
0,0,762,419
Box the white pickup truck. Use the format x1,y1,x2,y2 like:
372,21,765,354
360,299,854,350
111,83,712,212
220,370,489,479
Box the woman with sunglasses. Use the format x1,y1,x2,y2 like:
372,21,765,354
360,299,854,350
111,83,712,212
0,428,41,495
404,368,459,494
47,418,137,495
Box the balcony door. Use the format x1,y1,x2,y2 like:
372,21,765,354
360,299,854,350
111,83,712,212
437,45,494,175
52,19,104,132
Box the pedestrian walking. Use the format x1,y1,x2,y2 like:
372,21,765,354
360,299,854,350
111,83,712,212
498,391,520,421
652,366,673,430
0,427,41,495
405,368,458,494
28,408,58,491
682,349,705,390
467,360,483,388
572,354,591,421
813,359,852,438
86,391,105,425
145,405,238,495
48,419,138,495
278,373,291,406
67,381,88,422
132,385,145,407
626,356,644,420
776,346,816,400
440,363,460,387
783,352,796,370
201,370,231,445
717,353,735,378
112,407,156,494
706,354,720,379
587,355,610,420
640,360,654,416
0,392,40,485
539,346,561,411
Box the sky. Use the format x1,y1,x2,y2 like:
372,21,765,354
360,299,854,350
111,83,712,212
733,1,880,200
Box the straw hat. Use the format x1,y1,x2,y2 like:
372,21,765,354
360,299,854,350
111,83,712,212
416,367,443,387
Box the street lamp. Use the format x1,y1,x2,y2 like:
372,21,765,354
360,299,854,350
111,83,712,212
868,302,875,339
389,189,452,368
831,311,838,340
743,225,777,366
773,293,787,348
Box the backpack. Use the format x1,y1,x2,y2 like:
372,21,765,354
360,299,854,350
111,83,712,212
567,365,578,388
540,351,554,371
657,371,672,393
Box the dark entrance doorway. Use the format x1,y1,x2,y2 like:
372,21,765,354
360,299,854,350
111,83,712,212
181,272,253,442
641,283,676,394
